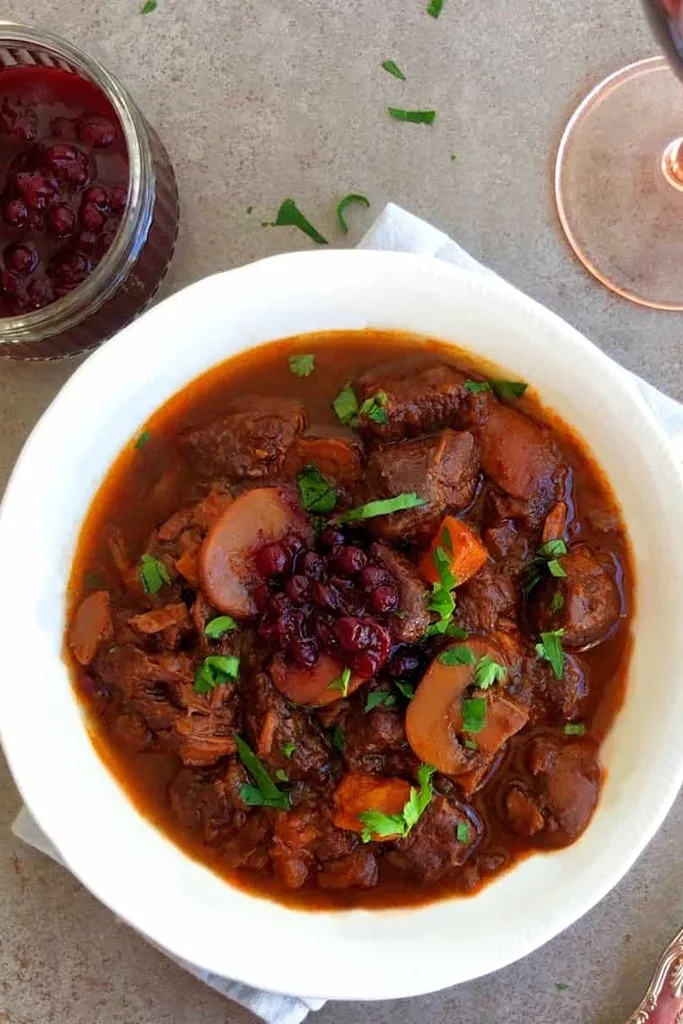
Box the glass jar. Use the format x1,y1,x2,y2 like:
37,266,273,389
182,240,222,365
0,22,179,359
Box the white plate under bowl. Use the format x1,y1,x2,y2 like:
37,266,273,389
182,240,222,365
1,250,682,1002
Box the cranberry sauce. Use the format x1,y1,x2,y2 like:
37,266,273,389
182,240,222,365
0,66,129,317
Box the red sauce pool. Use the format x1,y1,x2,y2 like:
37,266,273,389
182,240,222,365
0,66,129,317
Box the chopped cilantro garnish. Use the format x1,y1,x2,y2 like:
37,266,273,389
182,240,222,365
564,722,587,736
331,724,345,752
194,655,240,694
359,764,435,843
139,553,170,594
288,353,315,377
282,742,297,759
297,465,338,514
464,737,478,750
337,493,425,522
550,590,565,614
365,690,397,712
388,108,436,124
235,735,290,810
456,821,469,843
204,616,237,639
134,429,150,449
523,539,568,597
424,545,457,637
474,654,506,690
462,697,487,734
264,198,328,245
327,666,352,697
358,390,389,424
275,769,289,782
381,59,406,80
439,645,475,666
336,193,370,233
536,629,566,680
463,378,528,400
394,680,416,700
332,383,360,425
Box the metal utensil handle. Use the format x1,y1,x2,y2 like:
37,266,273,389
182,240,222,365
627,927,683,1022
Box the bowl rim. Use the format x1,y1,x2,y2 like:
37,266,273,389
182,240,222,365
2,247,683,1001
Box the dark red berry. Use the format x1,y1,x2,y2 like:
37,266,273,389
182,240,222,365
4,243,38,276
297,550,327,581
285,575,310,604
255,541,289,577
333,545,368,576
320,527,345,549
287,636,319,669
109,185,127,213
386,647,425,681
79,202,106,233
46,203,76,238
370,584,399,614
74,230,99,252
77,113,116,149
14,171,58,212
310,581,340,611
50,116,75,140
4,198,28,228
25,278,53,310
359,563,391,590
49,251,91,287
41,144,90,188
82,186,110,212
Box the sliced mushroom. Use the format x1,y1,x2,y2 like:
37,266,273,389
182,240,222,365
270,652,364,707
199,487,311,617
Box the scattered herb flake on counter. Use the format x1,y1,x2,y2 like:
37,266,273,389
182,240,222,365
564,722,587,736
133,429,150,449
358,390,388,424
381,59,406,80
246,205,253,214
462,697,487,734
236,736,290,809
536,629,566,680
388,108,436,125
456,821,469,843
332,383,360,425
328,665,352,696
427,0,446,16
139,553,170,594
140,0,157,12
282,742,297,759
366,690,397,712
298,465,338,513
331,724,345,751
336,193,370,233
204,615,237,639
440,646,475,666
556,983,570,992
474,655,506,690
338,492,425,522
194,654,240,693
359,764,435,842
265,198,328,245
288,353,315,377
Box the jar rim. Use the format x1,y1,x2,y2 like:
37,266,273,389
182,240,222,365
0,21,155,345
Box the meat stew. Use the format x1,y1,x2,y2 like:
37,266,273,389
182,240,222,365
66,331,633,909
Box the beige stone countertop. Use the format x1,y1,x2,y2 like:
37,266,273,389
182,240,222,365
1,1,682,1022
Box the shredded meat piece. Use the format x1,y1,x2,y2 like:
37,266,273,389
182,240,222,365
318,849,378,889
388,794,482,882
129,602,189,634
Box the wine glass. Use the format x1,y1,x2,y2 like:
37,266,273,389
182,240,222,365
555,0,683,309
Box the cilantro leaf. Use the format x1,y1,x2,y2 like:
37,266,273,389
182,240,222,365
550,590,565,614
439,645,475,666
474,654,506,690
194,655,240,693
327,666,351,697
358,390,389,424
336,193,370,234
288,353,315,377
139,553,170,594
331,724,345,751
564,722,587,736
382,59,406,80
462,697,487,734
388,108,436,125
536,629,566,679
282,742,297,759
359,764,435,843
297,465,338,514
463,380,491,394
332,383,360,425
394,680,415,700
204,615,237,639
337,493,425,522
491,380,528,400
275,769,289,782
235,735,290,810
523,539,568,597
456,821,470,843
134,429,150,449
265,198,328,245
365,690,397,712
424,545,458,637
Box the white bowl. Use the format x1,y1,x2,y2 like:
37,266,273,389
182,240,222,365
1,249,683,1002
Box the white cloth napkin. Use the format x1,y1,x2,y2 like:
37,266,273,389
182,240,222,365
11,202,683,1022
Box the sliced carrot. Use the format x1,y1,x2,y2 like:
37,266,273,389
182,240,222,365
332,773,411,839
419,516,488,586
270,652,364,707
199,487,311,618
